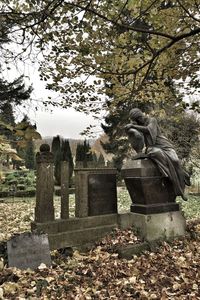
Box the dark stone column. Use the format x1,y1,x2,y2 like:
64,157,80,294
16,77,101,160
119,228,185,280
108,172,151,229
35,144,55,222
60,161,69,219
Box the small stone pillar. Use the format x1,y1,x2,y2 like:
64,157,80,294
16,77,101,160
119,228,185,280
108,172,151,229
60,161,69,219
35,144,55,223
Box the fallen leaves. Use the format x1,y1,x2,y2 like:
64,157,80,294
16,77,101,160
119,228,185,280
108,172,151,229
0,199,200,298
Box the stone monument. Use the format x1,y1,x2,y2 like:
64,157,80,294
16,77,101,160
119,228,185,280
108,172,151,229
122,108,188,241
7,232,51,270
75,168,118,217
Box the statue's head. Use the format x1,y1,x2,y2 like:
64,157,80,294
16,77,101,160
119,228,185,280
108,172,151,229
129,108,145,124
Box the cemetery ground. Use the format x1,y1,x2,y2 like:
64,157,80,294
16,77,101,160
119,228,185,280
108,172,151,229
0,190,200,299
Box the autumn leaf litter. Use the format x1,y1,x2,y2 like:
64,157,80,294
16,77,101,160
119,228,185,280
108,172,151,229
0,200,200,299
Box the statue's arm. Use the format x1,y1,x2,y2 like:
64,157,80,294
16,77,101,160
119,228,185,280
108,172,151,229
129,124,149,133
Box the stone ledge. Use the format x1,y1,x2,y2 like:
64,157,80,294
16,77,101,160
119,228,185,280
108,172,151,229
31,213,118,234
48,224,117,250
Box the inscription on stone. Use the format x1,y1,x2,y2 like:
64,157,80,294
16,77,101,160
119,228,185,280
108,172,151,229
88,174,117,216
7,232,51,270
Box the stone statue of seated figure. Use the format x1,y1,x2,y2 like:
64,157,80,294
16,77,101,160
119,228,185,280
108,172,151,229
124,108,190,201
125,125,145,155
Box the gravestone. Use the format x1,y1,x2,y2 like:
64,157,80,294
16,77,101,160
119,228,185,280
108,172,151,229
7,232,51,270
88,173,117,215
75,168,118,217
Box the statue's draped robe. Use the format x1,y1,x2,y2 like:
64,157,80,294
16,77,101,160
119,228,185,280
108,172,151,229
144,117,185,198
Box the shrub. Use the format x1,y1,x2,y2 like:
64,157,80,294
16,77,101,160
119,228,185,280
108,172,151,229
17,184,25,191
8,179,18,185
0,191,9,197
18,179,25,184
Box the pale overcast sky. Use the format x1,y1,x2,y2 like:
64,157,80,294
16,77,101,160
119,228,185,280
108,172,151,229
28,107,101,139
5,62,103,139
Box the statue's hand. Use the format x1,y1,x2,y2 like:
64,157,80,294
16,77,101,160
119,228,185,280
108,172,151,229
124,124,133,131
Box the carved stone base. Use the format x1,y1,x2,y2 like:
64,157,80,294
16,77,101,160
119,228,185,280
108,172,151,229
130,211,186,241
130,203,179,214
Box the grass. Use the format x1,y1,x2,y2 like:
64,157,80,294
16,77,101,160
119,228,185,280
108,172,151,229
0,188,199,242
0,187,200,219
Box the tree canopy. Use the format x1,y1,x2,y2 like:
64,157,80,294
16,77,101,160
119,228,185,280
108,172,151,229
0,0,199,114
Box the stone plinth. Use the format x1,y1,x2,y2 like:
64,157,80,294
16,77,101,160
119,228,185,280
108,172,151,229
75,168,118,217
130,211,186,241
121,159,179,214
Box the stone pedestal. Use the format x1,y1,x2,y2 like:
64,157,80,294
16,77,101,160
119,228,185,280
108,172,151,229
121,158,186,241
130,211,186,241
121,159,179,214
35,144,55,223
75,168,118,217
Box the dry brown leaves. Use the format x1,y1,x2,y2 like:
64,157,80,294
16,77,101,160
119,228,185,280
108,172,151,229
0,201,200,299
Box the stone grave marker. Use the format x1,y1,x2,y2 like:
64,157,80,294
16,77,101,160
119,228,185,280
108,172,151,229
7,232,51,270
75,168,118,217
88,173,117,216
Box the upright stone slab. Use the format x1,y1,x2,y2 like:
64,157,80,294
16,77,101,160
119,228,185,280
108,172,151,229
75,168,118,217
7,232,51,270
35,144,55,222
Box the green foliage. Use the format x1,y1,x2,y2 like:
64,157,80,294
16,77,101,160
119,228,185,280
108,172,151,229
97,153,105,167
25,140,35,170
54,149,62,185
61,139,74,181
51,135,61,156
17,184,25,190
177,196,200,220
75,143,85,162
118,188,200,220
0,0,199,115
101,81,200,167
159,113,200,163
51,135,61,185
0,76,33,110
0,170,36,197
75,140,94,167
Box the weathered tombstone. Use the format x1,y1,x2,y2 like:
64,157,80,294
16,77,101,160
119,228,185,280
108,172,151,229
75,168,118,217
61,161,69,219
88,173,117,215
7,232,51,270
35,144,55,223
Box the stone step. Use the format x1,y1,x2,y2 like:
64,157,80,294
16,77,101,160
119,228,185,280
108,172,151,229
31,213,118,234
48,224,117,250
